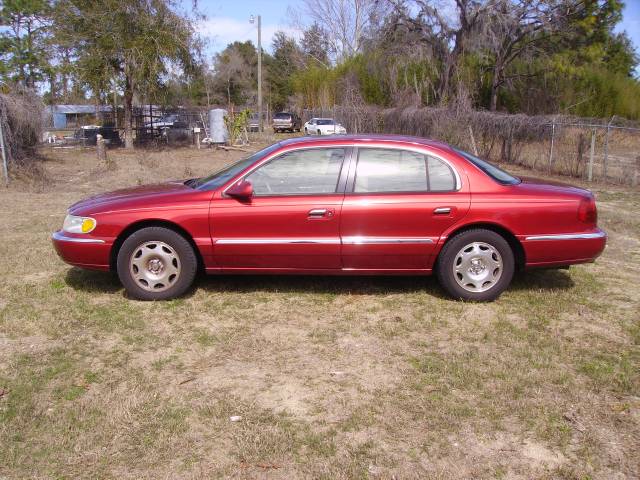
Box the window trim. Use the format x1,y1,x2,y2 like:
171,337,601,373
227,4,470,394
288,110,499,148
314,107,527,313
346,146,461,195
223,145,355,198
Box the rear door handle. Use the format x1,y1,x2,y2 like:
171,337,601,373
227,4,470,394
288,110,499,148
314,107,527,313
433,207,451,215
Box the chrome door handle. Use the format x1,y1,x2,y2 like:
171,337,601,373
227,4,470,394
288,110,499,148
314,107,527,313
308,208,328,217
433,207,451,215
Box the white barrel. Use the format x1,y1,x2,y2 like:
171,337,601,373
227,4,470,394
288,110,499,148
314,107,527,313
208,109,228,144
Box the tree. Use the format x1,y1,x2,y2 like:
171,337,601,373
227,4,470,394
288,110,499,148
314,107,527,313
290,0,387,62
54,0,198,149
301,23,330,67
0,0,52,88
210,41,258,107
479,0,573,111
388,0,495,105
268,31,303,109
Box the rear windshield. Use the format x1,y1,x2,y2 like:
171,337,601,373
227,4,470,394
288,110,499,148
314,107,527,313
274,113,291,119
188,143,281,190
454,148,520,185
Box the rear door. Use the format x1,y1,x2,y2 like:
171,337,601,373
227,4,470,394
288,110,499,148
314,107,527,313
211,147,351,270
340,147,470,270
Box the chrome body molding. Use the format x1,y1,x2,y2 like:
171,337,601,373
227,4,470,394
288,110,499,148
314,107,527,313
342,236,434,245
52,231,106,244
524,231,607,241
216,237,436,245
216,238,340,245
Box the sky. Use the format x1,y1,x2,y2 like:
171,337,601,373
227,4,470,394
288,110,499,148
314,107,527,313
192,0,640,74
191,0,297,55
615,0,640,76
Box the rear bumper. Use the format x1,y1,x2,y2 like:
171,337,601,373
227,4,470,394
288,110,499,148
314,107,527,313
521,229,606,268
51,231,112,271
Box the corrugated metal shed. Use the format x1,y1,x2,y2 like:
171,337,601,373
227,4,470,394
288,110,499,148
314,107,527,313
50,105,113,114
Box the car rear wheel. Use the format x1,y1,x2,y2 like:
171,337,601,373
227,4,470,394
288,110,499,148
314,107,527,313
116,226,197,300
436,229,514,301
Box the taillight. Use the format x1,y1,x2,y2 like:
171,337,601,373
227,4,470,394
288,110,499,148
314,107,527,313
578,196,597,225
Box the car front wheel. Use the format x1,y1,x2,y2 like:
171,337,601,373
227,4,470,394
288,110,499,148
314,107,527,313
116,226,198,300
436,229,514,301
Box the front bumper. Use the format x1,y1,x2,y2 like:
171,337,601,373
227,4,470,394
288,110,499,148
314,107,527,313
52,231,112,271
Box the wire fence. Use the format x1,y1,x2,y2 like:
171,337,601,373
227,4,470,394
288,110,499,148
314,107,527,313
302,106,640,186
39,103,640,186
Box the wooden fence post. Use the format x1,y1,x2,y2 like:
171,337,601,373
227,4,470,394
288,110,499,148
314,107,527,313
548,122,555,173
468,125,478,156
588,129,595,182
0,116,8,186
603,116,613,181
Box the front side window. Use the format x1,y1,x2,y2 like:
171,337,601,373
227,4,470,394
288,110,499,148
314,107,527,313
354,148,456,193
246,148,345,195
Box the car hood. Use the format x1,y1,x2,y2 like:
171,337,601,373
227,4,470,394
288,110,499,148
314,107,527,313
69,181,202,215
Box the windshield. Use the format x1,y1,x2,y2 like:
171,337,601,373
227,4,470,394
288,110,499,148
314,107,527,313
454,148,520,185
317,119,334,125
188,143,281,190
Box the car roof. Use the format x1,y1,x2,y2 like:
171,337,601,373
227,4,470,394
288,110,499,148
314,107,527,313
277,134,454,152
311,117,334,121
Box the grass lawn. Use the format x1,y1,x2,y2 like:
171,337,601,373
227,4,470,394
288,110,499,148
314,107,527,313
0,142,638,479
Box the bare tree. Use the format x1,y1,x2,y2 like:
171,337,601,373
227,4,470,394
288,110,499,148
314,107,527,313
388,0,495,104
289,0,388,62
481,0,572,111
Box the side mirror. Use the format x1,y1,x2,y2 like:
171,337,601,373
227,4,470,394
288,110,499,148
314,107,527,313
226,179,253,199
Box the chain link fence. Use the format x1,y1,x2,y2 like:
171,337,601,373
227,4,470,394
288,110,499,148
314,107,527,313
302,106,640,186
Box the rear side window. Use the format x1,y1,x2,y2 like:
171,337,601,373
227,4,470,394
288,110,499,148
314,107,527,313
354,148,456,193
454,148,520,185
428,156,456,191
247,148,345,195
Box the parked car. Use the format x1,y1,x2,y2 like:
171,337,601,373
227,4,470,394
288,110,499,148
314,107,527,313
272,112,301,133
64,125,122,146
304,118,347,135
52,135,606,301
143,114,183,130
248,113,267,132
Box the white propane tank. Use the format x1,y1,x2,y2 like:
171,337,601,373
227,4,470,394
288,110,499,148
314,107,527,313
208,109,228,144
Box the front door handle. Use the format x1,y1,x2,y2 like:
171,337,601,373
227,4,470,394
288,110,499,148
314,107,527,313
433,207,451,215
308,208,334,218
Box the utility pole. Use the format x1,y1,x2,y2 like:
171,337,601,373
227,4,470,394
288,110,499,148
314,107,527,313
250,14,263,133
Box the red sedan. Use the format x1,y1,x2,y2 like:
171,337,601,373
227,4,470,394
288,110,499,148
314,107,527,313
52,135,606,301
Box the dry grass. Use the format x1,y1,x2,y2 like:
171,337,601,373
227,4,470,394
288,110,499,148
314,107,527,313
0,140,638,479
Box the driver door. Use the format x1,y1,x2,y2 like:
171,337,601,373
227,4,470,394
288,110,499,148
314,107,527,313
210,147,351,270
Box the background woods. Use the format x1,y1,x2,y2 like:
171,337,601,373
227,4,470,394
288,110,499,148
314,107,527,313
1,0,638,118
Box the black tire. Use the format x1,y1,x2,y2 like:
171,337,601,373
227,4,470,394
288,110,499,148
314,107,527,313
436,229,514,302
116,226,198,300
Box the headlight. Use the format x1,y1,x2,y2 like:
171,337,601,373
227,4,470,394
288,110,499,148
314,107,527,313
62,214,97,234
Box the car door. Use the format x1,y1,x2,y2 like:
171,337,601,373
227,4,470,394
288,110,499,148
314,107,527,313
340,147,470,271
210,146,351,270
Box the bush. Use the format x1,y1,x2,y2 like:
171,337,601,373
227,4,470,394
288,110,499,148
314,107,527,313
0,88,45,166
